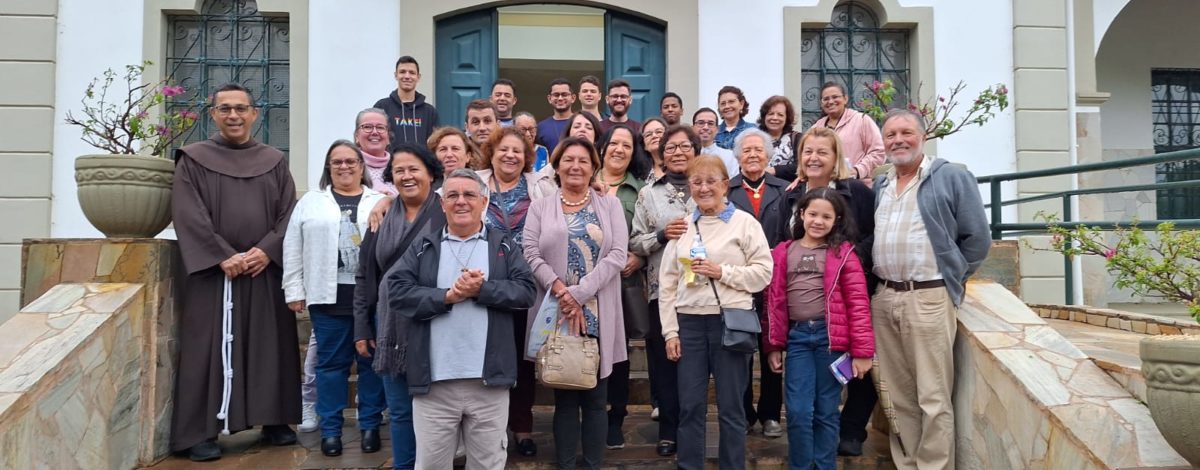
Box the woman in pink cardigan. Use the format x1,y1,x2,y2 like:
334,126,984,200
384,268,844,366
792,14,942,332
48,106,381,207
765,187,874,469
522,136,628,469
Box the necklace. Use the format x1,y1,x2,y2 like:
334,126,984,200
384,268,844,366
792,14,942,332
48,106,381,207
560,191,590,207
742,179,766,199
449,237,482,273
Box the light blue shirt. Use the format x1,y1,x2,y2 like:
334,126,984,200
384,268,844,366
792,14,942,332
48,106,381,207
429,226,491,382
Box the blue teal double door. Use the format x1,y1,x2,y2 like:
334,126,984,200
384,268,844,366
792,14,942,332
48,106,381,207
435,8,666,130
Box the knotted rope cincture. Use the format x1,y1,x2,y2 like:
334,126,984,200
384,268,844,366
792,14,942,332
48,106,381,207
216,275,234,435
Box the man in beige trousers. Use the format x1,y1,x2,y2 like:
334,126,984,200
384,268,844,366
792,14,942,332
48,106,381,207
870,109,991,469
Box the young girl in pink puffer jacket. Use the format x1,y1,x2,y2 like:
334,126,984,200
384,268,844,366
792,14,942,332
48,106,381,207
765,187,875,469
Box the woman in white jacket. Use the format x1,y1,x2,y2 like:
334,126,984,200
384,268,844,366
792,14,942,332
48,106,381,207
283,140,387,457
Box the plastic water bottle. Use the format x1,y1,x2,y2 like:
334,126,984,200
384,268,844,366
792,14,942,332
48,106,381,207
689,234,707,261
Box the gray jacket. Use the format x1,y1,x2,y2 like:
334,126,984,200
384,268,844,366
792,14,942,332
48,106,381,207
873,157,991,306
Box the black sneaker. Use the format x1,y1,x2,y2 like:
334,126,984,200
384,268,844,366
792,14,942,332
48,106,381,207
606,424,625,449
837,437,864,456
187,439,221,462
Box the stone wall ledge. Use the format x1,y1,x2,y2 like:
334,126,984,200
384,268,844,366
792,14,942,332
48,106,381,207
0,282,146,470
956,282,1188,468
1027,303,1200,335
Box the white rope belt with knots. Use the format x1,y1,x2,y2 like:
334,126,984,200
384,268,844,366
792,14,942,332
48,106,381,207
217,275,234,435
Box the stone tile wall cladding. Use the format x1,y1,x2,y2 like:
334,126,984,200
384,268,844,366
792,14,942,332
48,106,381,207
0,283,145,469
954,282,1187,468
20,239,182,464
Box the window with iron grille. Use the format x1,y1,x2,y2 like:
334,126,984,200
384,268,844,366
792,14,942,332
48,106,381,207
799,1,910,130
1151,69,1200,219
165,0,290,157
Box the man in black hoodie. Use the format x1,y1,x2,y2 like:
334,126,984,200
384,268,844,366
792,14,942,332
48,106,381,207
374,56,439,150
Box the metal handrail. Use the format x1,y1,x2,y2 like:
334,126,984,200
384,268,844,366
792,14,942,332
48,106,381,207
976,146,1200,304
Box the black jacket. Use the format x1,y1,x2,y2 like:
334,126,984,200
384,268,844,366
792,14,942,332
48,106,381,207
728,173,791,248
374,90,439,150
386,228,537,395
777,178,878,292
352,205,447,343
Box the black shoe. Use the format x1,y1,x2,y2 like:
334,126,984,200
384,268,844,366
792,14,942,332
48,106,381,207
606,424,625,449
515,438,537,457
361,428,381,453
655,440,677,456
321,436,343,457
261,425,298,446
837,437,864,456
187,439,221,462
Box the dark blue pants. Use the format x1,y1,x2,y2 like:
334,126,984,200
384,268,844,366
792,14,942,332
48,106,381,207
309,308,385,437
646,300,679,441
380,372,416,469
785,320,841,470
676,313,751,470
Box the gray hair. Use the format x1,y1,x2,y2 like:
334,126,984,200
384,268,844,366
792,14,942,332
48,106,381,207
514,111,537,123
883,108,927,134
354,107,391,140
733,127,775,161
445,168,490,199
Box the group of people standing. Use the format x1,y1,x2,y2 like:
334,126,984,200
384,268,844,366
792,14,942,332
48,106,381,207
169,54,991,470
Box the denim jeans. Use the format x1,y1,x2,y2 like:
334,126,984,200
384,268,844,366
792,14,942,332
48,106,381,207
309,308,386,437
784,320,841,470
380,372,416,469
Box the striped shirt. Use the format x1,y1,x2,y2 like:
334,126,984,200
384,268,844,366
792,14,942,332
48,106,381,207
872,155,942,282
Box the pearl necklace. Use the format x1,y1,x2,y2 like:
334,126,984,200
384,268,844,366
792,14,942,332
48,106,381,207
560,191,590,207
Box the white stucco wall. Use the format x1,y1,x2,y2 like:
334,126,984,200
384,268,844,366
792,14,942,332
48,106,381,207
53,0,143,238
307,0,400,188
1097,0,1200,152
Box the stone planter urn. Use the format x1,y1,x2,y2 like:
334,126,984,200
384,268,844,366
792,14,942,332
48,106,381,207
75,154,174,238
1140,335,1200,467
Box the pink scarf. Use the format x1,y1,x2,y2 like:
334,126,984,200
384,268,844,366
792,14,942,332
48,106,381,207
361,150,397,196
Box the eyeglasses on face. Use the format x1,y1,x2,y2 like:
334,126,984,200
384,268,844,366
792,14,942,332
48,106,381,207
214,105,253,116
358,124,388,133
329,159,360,168
663,143,694,154
444,191,482,202
688,178,723,188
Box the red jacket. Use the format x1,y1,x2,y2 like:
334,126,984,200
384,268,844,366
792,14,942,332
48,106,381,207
765,240,875,358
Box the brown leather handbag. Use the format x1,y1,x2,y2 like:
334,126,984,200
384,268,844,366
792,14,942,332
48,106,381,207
535,326,599,390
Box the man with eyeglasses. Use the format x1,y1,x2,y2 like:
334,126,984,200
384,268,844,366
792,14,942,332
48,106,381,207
514,112,550,173
490,79,518,127
387,169,536,469
598,79,641,135
170,83,301,461
692,108,740,178
536,78,576,153
374,56,439,150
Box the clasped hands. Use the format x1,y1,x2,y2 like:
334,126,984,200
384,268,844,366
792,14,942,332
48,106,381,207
445,268,485,304
551,279,587,337
220,247,270,279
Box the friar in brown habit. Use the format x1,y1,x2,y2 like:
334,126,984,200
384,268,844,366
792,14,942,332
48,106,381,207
170,83,301,462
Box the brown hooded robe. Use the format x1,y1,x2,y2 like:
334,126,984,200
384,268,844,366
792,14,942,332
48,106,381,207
169,135,300,452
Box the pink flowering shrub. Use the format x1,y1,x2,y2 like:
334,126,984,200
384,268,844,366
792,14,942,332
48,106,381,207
1039,213,1200,320
859,79,1008,140
64,61,199,156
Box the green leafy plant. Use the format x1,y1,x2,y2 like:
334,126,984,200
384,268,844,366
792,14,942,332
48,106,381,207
858,79,1009,140
64,61,199,157
1039,213,1200,321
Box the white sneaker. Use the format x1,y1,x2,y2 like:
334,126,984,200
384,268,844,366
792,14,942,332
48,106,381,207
299,402,318,433
651,407,660,421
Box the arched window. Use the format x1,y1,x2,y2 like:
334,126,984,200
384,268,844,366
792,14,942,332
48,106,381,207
165,0,290,155
799,1,910,129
